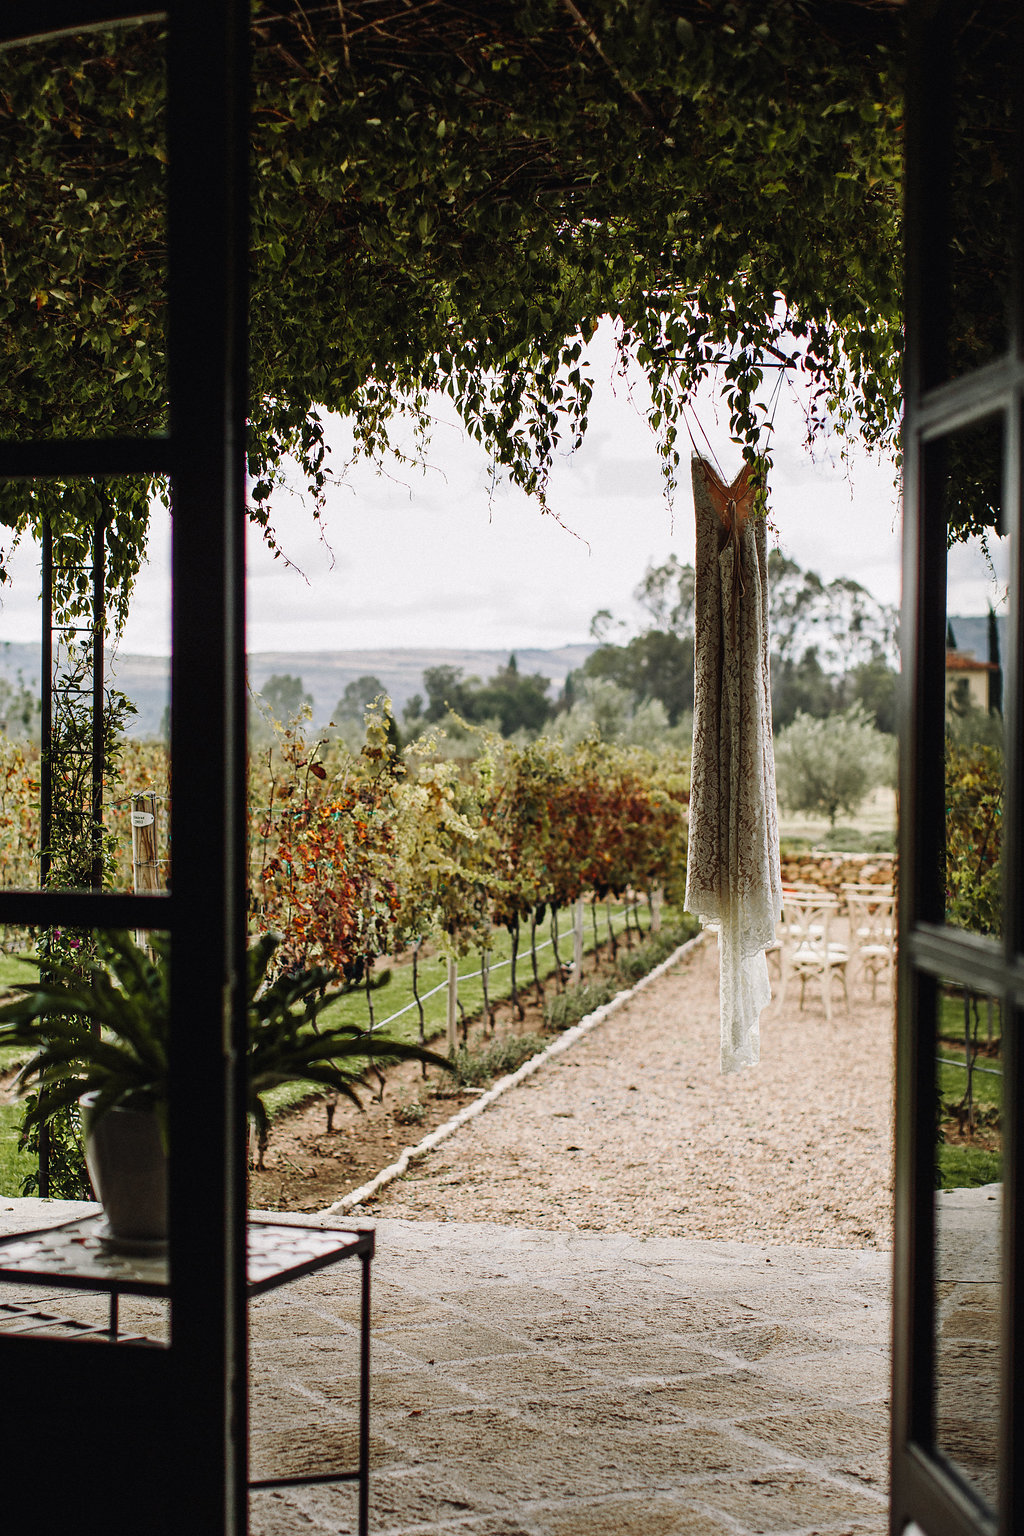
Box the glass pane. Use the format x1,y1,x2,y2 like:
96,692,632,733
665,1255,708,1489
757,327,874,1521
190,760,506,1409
944,2,1016,378
0,476,169,894
0,681,40,892
0,924,171,1347
942,419,1006,940
0,23,167,440
933,979,1003,1511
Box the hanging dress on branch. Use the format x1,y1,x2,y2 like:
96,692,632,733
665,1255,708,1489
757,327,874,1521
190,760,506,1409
684,457,782,1073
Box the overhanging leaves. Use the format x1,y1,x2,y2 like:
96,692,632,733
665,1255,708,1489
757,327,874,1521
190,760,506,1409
1,1,908,617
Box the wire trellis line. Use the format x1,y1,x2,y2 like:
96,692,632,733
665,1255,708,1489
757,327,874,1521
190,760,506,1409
936,1055,1003,1080
366,900,646,1036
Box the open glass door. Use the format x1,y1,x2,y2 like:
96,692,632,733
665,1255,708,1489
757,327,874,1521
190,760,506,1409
894,4,1022,1534
0,4,250,1531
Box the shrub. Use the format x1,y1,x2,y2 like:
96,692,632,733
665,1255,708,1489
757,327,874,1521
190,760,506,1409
449,1034,548,1086
774,705,892,827
392,1097,428,1127
616,917,699,983
544,979,617,1031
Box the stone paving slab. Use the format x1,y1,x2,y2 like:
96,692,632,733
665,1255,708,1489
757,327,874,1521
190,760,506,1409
1,1199,891,1534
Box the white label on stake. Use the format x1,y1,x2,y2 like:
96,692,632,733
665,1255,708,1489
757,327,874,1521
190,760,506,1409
131,811,155,828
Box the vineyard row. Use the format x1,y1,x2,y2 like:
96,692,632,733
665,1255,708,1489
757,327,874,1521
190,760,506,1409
0,715,691,987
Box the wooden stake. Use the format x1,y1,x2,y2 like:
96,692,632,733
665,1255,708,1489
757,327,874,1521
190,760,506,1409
572,897,584,985
446,955,458,1053
550,907,563,989
651,886,663,933
481,947,492,1032
131,791,160,954
131,791,161,893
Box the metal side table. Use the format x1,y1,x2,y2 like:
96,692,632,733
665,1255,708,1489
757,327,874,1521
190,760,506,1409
0,1214,374,1533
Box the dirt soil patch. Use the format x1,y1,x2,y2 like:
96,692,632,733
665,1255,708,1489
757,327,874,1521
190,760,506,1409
248,937,636,1214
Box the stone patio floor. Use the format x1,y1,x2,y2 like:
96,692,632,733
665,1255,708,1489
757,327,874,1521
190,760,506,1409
1,1196,891,1535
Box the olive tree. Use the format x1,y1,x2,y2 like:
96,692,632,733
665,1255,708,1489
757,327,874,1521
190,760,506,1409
773,704,892,829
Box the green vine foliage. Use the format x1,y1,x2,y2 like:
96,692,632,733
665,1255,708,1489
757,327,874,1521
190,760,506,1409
1,3,908,619
945,737,1003,940
19,652,138,1199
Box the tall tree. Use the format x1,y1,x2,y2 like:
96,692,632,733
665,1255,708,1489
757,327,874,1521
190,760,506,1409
987,605,1003,717
421,666,474,724
633,556,696,635
333,675,386,722
257,674,312,725
0,672,40,739
471,658,553,737
583,632,694,725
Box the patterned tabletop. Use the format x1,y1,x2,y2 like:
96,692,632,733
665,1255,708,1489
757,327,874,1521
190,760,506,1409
0,1215,371,1296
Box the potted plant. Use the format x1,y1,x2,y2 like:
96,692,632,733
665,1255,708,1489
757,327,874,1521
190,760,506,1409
0,929,451,1250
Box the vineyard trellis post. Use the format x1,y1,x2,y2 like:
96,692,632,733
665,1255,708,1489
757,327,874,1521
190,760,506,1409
550,906,564,988
571,897,584,986
651,887,663,934
131,790,161,894
446,955,458,1052
480,943,492,1032
412,938,427,1070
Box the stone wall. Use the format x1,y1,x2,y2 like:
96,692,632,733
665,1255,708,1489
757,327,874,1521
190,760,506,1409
780,850,895,897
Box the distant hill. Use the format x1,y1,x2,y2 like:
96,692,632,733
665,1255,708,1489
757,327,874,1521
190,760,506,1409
1,640,594,737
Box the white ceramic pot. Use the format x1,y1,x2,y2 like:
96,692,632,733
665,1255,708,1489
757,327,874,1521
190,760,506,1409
81,1094,168,1246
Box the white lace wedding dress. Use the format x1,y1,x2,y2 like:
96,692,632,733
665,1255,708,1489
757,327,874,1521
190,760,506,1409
684,457,782,1072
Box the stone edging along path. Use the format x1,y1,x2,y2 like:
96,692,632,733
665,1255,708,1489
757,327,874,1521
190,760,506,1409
321,928,709,1219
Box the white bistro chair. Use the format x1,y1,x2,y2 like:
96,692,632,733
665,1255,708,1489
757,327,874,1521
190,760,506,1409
842,885,895,1000
782,890,850,1020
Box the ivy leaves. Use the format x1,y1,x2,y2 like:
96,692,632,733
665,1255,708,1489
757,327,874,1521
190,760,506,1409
2,3,907,619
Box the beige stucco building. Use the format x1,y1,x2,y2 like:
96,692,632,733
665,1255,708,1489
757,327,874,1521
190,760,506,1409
945,649,997,718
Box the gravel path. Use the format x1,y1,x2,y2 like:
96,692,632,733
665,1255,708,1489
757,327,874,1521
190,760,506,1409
360,932,895,1248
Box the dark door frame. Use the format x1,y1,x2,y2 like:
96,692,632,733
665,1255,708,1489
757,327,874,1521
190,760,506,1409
0,4,250,1530
3,4,1020,1533
893,5,1022,1535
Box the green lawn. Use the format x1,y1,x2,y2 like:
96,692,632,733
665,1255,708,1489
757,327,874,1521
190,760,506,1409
0,1102,34,1195
261,898,658,1117
0,951,35,1191
0,950,36,991
936,1143,1002,1189
937,1047,1002,1109
1,951,37,1075
938,988,1001,1049
936,1040,1003,1190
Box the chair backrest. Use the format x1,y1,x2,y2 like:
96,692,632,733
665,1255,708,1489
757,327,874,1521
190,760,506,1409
845,889,895,951
782,890,840,956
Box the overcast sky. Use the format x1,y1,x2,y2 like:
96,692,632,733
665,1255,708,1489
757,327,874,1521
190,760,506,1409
2,324,912,657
